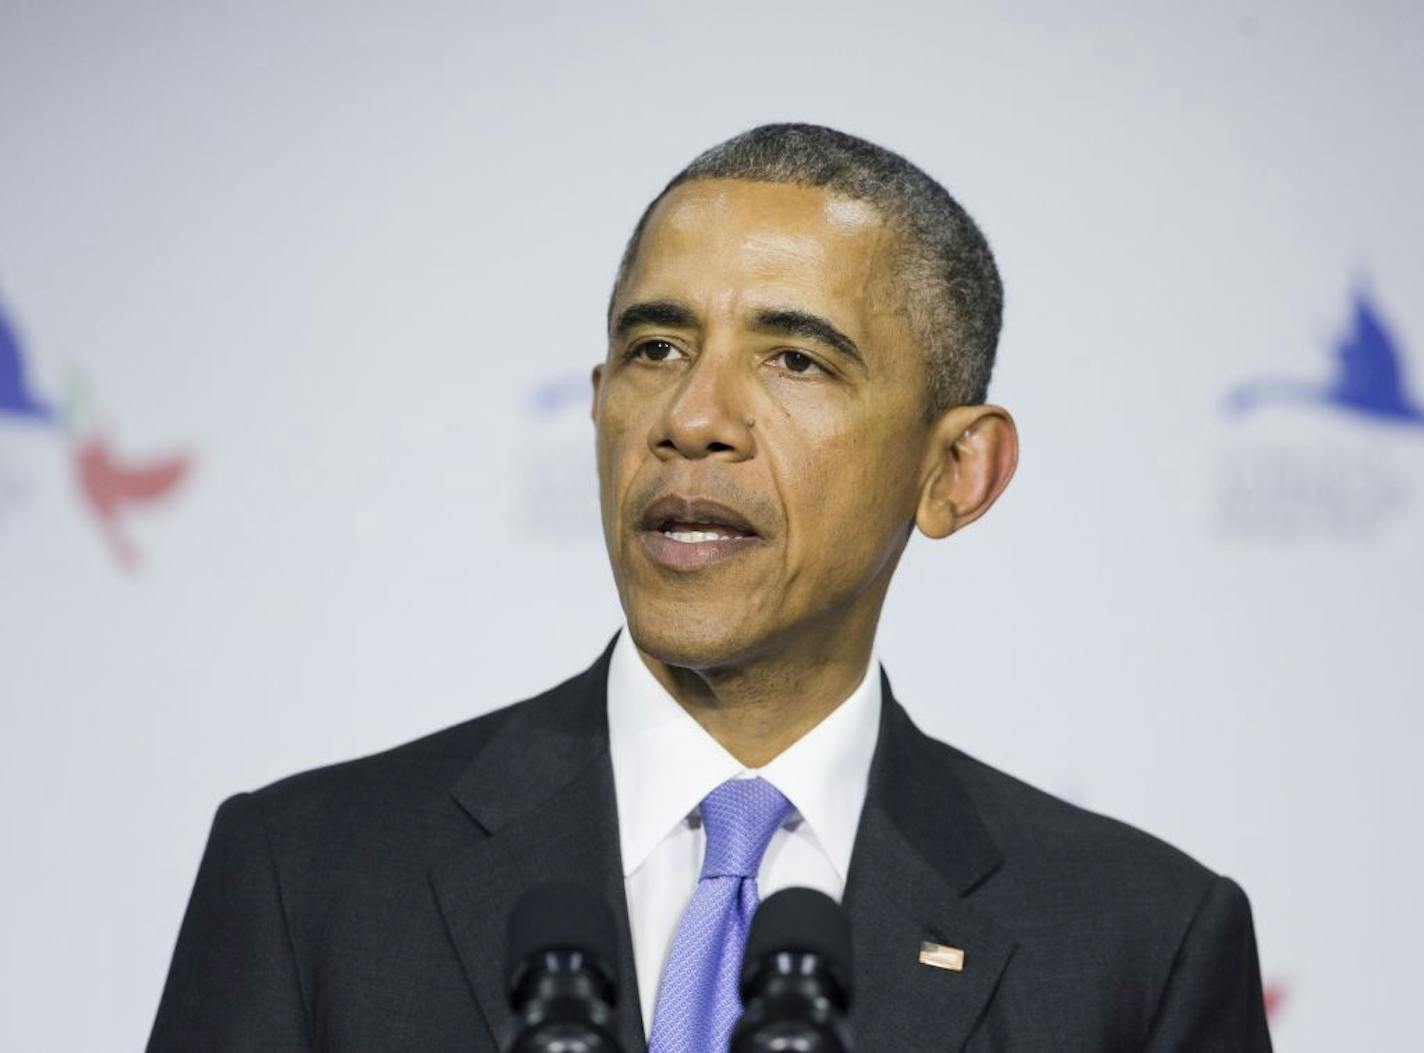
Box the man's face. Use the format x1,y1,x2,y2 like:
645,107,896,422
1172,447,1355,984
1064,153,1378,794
594,179,933,669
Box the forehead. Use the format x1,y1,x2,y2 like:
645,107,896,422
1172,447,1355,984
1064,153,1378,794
621,179,897,317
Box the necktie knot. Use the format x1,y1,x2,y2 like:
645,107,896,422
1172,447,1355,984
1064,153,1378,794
698,777,793,880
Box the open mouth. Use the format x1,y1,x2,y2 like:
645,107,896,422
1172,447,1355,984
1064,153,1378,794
637,495,763,568
655,520,755,544
640,495,760,539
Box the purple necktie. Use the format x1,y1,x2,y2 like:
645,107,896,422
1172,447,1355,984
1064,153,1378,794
647,777,793,1053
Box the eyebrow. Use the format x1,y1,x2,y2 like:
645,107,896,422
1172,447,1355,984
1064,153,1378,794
612,299,865,369
612,300,698,340
752,308,864,367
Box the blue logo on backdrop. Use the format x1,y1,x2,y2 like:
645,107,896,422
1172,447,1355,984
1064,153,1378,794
527,373,590,417
519,371,598,540
1214,285,1420,542
1226,290,1424,426
0,302,53,422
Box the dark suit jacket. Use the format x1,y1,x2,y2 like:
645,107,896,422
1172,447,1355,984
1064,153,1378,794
149,641,1272,1051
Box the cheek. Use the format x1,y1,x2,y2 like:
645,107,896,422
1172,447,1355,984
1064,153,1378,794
596,390,659,528
778,423,919,578
596,389,640,473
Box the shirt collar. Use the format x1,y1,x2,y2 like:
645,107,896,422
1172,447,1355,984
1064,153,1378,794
606,627,882,883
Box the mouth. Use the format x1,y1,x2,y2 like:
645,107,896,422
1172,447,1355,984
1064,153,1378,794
636,495,765,571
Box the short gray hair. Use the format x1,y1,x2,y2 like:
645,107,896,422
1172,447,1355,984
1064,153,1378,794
610,123,1003,414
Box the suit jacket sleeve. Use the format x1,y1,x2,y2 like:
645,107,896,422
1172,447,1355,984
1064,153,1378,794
1140,875,1273,1052
147,792,313,1052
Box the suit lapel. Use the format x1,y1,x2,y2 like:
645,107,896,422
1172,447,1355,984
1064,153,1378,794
843,671,1018,1051
429,643,647,1053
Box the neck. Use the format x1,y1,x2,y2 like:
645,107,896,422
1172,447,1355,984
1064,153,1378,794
634,612,879,768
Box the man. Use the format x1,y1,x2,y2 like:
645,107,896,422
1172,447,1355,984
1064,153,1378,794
149,124,1272,1052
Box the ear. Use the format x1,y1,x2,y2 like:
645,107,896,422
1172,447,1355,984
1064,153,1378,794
590,364,604,424
915,405,1019,539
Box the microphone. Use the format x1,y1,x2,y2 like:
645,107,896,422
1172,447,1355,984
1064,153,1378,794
731,887,855,1053
503,883,625,1053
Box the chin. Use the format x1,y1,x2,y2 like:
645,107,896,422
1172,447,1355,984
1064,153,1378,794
623,594,771,672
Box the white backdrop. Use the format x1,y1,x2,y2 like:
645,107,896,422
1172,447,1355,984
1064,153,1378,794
2,2,1421,1049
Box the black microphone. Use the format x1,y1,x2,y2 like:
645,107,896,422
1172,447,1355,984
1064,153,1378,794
731,887,854,1053
504,883,625,1053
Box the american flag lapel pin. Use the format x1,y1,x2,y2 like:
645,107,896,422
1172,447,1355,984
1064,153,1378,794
918,940,965,972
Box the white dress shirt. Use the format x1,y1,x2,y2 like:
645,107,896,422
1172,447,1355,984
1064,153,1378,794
606,628,882,1036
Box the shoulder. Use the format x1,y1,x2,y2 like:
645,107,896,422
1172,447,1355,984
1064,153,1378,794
947,739,1250,993
886,709,1268,1043
894,713,1231,958
948,742,1217,900
242,702,515,832
231,656,602,853
882,695,1220,909
944,741,1269,1041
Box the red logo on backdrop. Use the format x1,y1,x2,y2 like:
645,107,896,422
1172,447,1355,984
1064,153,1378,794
1,294,191,569
74,434,190,568
1264,979,1288,1024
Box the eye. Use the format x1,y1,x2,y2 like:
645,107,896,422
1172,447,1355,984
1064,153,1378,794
774,349,824,375
630,339,684,363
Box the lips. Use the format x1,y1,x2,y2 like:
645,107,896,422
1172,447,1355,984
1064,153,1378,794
639,495,760,539
636,494,764,571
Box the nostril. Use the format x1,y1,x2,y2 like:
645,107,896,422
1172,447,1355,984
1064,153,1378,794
708,441,734,453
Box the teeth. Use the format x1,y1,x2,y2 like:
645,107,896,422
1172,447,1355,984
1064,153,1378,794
664,529,733,543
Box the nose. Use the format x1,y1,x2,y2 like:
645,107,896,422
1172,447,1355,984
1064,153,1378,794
647,347,755,462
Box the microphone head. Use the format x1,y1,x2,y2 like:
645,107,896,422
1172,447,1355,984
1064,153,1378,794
505,882,620,1001
740,887,853,1004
